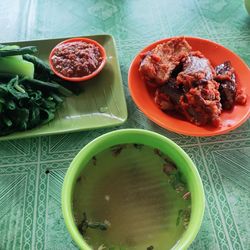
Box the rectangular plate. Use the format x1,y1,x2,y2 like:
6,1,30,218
0,35,127,141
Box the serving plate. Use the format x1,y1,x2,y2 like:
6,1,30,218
0,35,127,141
128,36,250,137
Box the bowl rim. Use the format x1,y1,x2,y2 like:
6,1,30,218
61,129,205,250
128,36,250,136
49,37,107,82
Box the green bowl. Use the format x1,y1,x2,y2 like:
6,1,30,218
62,129,205,250
245,0,250,14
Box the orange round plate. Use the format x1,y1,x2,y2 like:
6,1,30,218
128,36,250,137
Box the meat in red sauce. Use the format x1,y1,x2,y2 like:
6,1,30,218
139,38,247,127
215,61,236,110
139,37,191,85
155,77,184,111
180,80,222,127
177,53,215,88
51,41,102,78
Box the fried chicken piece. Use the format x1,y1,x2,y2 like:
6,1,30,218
235,88,247,105
215,61,237,110
180,80,222,127
154,77,184,111
139,37,191,85
177,53,214,89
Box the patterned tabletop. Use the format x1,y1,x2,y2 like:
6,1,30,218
0,0,249,249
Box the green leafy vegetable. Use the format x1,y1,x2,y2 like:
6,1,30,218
77,212,108,236
0,43,83,136
23,53,53,76
0,57,34,78
7,75,28,99
0,45,23,60
147,246,154,250
0,46,37,57
21,78,73,96
0,74,70,136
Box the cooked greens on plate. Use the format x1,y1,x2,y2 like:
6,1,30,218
0,44,76,136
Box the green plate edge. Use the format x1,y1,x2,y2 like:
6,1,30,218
0,34,128,141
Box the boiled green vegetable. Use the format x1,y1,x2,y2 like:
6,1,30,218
0,75,71,136
0,57,34,78
23,54,53,77
77,212,108,236
22,78,73,97
0,45,37,57
0,45,23,60
0,44,37,78
0,43,77,136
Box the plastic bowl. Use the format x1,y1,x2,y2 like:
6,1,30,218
245,0,250,14
62,129,205,250
49,37,106,82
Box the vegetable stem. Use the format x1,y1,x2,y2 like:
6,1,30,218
0,46,37,57
21,78,73,96
23,54,53,74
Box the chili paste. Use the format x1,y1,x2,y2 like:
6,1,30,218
51,41,102,77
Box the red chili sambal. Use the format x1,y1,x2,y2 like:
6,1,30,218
51,41,103,78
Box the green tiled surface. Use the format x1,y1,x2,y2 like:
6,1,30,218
0,0,249,249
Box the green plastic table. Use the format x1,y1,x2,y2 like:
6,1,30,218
0,0,249,249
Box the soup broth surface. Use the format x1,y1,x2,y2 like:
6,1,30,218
73,144,191,250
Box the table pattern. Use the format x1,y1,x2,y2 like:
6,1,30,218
0,0,249,249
